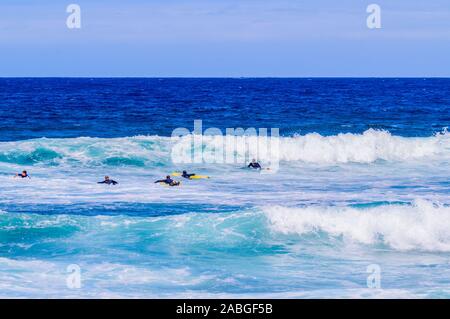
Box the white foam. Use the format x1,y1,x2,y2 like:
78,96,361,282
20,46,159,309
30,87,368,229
0,257,211,298
188,129,449,164
263,199,450,252
0,255,433,298
0,129,449,167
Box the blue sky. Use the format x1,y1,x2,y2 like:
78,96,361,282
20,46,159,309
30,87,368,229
0,0,449,77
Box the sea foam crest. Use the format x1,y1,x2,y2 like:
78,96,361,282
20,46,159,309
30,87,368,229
263,199,450,251
187,128,449,164
0,129,448,166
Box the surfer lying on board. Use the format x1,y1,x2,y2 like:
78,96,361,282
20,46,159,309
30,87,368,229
182,171,196,179
14,170,31,179
248,159,262,169
98,176,118,185
155,175,180,186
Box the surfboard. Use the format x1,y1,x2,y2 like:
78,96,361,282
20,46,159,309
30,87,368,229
159,182,181,187
171,172,210,179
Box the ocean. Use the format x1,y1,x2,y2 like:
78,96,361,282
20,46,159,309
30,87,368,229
0,78,449,298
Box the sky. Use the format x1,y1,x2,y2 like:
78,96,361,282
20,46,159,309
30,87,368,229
0,0,449,77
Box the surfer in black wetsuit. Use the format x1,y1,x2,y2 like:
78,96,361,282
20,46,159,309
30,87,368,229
155,175,180,186
181,170,196,179
248,159,262,169
14,170,31,179
98,176,118,185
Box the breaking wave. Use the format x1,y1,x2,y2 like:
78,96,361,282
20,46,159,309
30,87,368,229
263,199,450,252
0,129,448,167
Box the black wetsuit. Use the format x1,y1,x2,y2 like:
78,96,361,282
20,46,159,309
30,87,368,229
98,180,118,185
248,162,262,169
155,178,179,186
182,173,196,179
155,178,174,184
17,174,30,179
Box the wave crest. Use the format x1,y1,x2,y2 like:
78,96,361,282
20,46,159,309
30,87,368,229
263,200,450,252
0,129,448,166
182,129,448,164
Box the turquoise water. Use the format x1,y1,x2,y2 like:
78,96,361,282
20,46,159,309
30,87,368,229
0,79,450,298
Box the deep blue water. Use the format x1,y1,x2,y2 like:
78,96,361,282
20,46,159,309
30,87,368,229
1,78,450,298
1,78,450,141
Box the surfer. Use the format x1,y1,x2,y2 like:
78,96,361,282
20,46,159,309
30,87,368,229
155,175,180,186
248,159,262,169
14,170,31,179
98,176,118,185
181,170,196,179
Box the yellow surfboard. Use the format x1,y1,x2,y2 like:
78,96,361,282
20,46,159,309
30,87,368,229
159,181,181,187
171,172,210,179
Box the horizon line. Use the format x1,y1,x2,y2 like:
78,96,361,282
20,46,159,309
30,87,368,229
1,76,450,79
